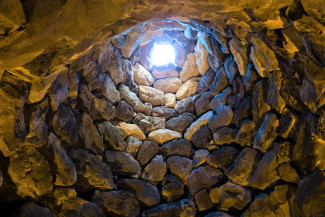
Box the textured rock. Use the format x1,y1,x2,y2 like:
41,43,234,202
167,156,193,183
70,149,115,192
152,106,177,118
233,96,252,128
253,113,279,153
193,149,209,167
197,69,216,93
165,93,176,107
195,189,213,211
142,199,196,217
210,182,251,211
267,71,286,113
166,113,195,132
210,87,232,112
148,129,182,144
115,100,134,122
213,127,237,145
133,114,166,133
160,139,193,158
228,76,245,108
139,85,165,106
79,113,104,154
180,53,200,82
226,147,262,186
152,66,179,79
92,190,140,217
95,74,121,103
15,202,53,217
224,55,238,83
187,166,224,196
91,97,115,121
195,91,212,116
117,178,161,207
59,197,105,217
48,133,76,187
154,77,182,93
136,140,159,166
209,67,229,95
195,40,210,75
174,96,195,114
121,26,145,58
97,121,125,151
161,175,184,202
176,77,201,100
125,136,142,158
142,155,167,185
276,109,296,139
120,84,146,112
235,120,256,147
191,125,212,149
49,69,69,111
8,146,53,199
105,150,141,177
252,80,271,125
207,146,240,171
185,111,214,140
117,122,146,140
133,63,155,86
53,188,77,206
229,38,248,76
209,105,233,132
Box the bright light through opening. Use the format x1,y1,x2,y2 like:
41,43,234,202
150,43,175,67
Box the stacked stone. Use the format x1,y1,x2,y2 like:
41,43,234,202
0,16,324,217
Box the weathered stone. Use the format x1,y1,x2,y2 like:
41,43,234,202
148,129,182,144
133,63,155,86
165,30,196,53
229,38,248,76
210,182,251,211
174,96,195,114
117,178,161,207
207,146,240,171
267,71,286,113
120,84,146,112
49,69,69,111
243,62,259,92
194,40,210,75
92,190,140,217
142,155,167,185
224,55,238,83
209,40,224,72
228,76,245,108
94,74,121,103
125,136,142,158
166,113,195,132
250,36,280,77
79,113,104,154
210,87,232,112
154,77,182,93
139,85,165,106
295,169,325,217
209,67,229,95
15,202,53,217
59,197,105,217
253,113,279,153
53,188,77,206
167,156,193,183
121,26,145,58
174,41,187,68
152,66,179,79
185,111,214,140
117,122,146,140
252,80,271,125
165,93,176,107
195,189,213,211
91,97,115,121
160,139,193,158
277,163,300,183
70,149,115,192
115,100,134,122
152,106,177,118
235,120,256,147
176,77,201,100
233,96,252,128
193,149,209,167
97,121,125,151
8,146,53,199
226,147,262,186
276,109,296,139
106,48,127,85
48,133,76,187
142,199,196,217
133,114,166,133
78,84,93,111
187,166,224,196
197,69,216,93
209,105,233,132
161,174,184,202
53,104,79,145
136,140,159,166
280,77,306,112
105,150,141,177
195,91,212,116
191,125,212,149
180,53,200,82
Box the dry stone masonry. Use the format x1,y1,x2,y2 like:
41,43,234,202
0,1,325,216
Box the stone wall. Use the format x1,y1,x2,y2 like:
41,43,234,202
0,7,325,217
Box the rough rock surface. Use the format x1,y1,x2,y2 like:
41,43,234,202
148,129,182,144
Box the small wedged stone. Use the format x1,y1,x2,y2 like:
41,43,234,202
139,85,165,106
142,155,167,185
117,178,161,207
167,156,193,183
133,63,155,86
166,113,195,132
105,150,141,177
161,175,184,202
92,190,140,217
193,149,209,167
117,122,146,140
53,188,77,206
97,121,125,151
209,105,233,132
154,77,182,93
148,129,182,144
125,136,142,158
180,53,200,82
142,199,196,217
191,125,212,149
195,189,213,211
176,77,201,100
185,111,214,140
59,197,105,217
207,146,240,171
160,139,193,158
210,181,251,211
136,140,159,166
174,97,195,114
186,166,224,196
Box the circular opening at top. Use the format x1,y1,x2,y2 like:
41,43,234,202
150,43,176,67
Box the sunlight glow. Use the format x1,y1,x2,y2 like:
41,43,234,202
150,43,175,67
